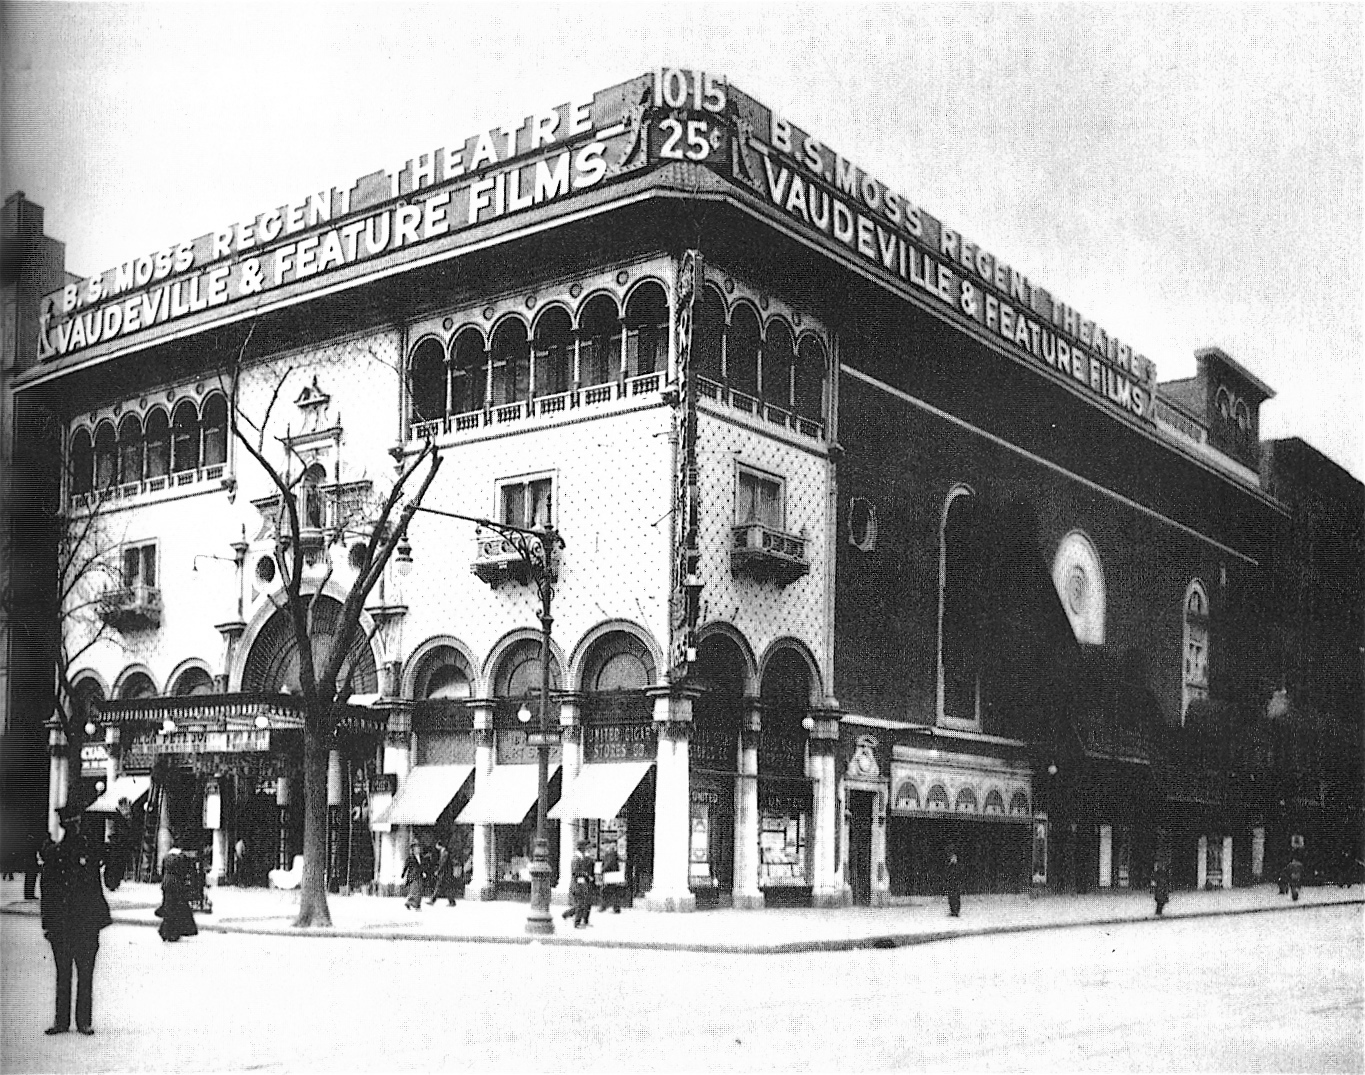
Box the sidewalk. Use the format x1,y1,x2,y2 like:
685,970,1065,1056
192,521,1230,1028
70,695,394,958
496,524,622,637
3,877,1360,954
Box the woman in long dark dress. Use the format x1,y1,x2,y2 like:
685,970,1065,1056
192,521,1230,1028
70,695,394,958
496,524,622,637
157,849,198,942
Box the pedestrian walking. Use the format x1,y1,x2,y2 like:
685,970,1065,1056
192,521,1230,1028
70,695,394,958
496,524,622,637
102,798,132,892
427,836,458,906
1151,861,1170,916
563,840,597,928
1287,856,1303,901
40,802,111,1036
402,843,427,910
945,851,964,917
155,846,199,942
597,843,625,913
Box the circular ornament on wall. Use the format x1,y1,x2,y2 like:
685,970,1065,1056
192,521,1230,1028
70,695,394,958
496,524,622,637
1052,531,1106,645
482,306,495,321
569,283,583,299
442,317,454,331
616,270,629,286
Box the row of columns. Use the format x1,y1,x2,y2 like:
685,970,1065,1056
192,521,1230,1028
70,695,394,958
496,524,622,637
373,686,849,910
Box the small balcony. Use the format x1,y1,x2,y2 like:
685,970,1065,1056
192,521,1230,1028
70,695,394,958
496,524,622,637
97,584,163,630
731,523,810,586
471,533,532,587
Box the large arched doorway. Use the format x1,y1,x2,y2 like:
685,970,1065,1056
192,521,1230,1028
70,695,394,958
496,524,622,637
759,647,814,905
689,633,747,903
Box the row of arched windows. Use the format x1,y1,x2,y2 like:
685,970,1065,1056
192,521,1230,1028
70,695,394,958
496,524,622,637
693,284,827,423
409,283,670,427
70,394,228,497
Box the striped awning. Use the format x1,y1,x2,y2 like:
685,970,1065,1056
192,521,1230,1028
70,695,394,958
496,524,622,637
456,765,559,825
381,765,475,826
549,762,653,821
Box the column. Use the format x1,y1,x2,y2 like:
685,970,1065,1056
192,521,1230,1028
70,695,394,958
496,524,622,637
327,749,343,890
1098,824,1113,888
808,710,844,908
1196,834,1208,890
469,701,497,900
871,790,890,907
47,720,67,841
377,725,412,893
1252,826,1266,881
204,779,225,885
553,694,584,906
731,699,762,910
644,684,699,912
1222,835,1234,889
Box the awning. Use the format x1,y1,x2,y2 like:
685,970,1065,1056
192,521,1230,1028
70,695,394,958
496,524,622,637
549,761,653,820
86,775,152,814
456,764,560,825
382,765,475,826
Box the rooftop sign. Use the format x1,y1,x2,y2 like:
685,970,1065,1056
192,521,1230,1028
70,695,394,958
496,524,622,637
40,68,1155,424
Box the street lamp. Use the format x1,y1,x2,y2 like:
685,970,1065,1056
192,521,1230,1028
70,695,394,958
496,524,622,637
404,505,564,936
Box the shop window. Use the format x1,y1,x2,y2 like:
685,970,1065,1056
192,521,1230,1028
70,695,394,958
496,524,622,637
144,408,170,479
93,422,117,490
533,306,574,398
450,328,487,415
408,337,447,425
1114,825,1132,887
939,487,985,725
171,399,200,473
579,294,622,387
893,779,920,811
727,303,760,399
693,284,725,382
201,393,228,468
793,336,826,422
926,784,950,811
117,415,143,485
624,281,668,378
761,319,795,409
499,474,553,530
69,428,93,496
489,319,530,406
736,468,783,529
1182,580,1210,724
954,787,979,813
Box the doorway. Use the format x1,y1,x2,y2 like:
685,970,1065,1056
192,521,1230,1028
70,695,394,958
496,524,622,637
848,790,874,906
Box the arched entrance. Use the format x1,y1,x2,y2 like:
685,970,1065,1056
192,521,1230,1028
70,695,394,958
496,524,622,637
758,648,814,905
689,633,746,904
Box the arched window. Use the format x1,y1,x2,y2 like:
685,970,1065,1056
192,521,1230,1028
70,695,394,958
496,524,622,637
69,428,93,496
300,463,326,530
955,787,979,813
1182,580,1210,724
693,285,725,382
408,337,446,425
762,319,795,410
759,647,812,777
1009,791,1030,816
73,678,105,723
625,282,669,378
201,393,228,467
578,295,621,388
171,400,200,473
489,319,530,406
144,408,170,479
117,415,143,486
93,422,117,490
240,595,378,695
727,303,761,399
794,336,826,422
939,488,985,724
1215,386,1232,422
984,789,1006,816
926,784,950,811
533,306,574,398
1234,399,1250,434
172,667,215,696
118,671,156,700
494,639,562,698
893,780,921,811
583,632,655,693
414,646,474,700
1052,531,1106,645
450,328,486,415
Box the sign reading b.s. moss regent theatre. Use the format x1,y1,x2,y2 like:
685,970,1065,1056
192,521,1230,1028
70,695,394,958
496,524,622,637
41,67,1154,424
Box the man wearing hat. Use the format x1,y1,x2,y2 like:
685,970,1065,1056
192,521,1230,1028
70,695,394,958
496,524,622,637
567,839,598,928
40,801,112,1036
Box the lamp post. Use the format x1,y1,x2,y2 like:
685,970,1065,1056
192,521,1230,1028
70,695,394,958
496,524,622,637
397,505,563,936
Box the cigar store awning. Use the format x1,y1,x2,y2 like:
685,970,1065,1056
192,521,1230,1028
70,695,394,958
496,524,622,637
92,692,390,735
456,764,560,825
381,765,475,826
548,762,654,820
86,775,152,814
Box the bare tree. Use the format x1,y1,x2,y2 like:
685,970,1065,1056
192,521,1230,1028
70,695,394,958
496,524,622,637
225,332,441,928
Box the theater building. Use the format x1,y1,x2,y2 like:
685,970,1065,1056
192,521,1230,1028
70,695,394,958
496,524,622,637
17,68,1289,907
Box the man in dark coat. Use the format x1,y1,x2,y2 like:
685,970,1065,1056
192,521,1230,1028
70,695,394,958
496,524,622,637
1151,861,1170,916
945,851,964,918
41,803,112,1036
103,799,132,892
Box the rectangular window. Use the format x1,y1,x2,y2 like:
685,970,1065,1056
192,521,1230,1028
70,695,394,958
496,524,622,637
122,542,157,592
499,476,553,530
736,468,783,529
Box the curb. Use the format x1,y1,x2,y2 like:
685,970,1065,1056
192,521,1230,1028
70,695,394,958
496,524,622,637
5,896,1360,955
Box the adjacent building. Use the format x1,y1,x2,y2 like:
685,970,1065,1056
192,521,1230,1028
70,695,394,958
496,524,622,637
9,68,1354,907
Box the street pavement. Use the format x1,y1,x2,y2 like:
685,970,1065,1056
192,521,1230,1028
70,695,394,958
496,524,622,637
1,885,1359,1073
2,876,1362,953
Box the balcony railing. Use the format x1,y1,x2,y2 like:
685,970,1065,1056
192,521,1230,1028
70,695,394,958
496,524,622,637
731,522,810,586
97,584,163,630
696,377,825,441
69,464,228,512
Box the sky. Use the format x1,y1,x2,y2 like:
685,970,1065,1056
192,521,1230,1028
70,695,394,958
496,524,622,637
3,2,1361,478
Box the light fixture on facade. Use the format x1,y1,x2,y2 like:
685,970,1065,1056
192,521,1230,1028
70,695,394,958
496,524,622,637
1047,763,1058,777
254,715,270,730
395,538,413,576
84,720,97,736
161,718,177,735
801,716,815,732
518,704,533,724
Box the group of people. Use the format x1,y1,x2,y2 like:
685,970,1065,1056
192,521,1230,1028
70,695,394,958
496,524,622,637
402,835,466,910
561,840,627,928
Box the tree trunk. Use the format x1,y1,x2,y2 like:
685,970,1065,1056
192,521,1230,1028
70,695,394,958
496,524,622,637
294,721,333,927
